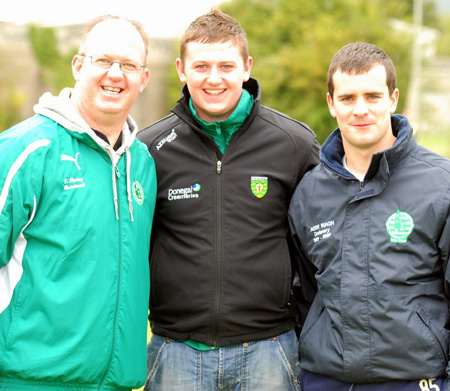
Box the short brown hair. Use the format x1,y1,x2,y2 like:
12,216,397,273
78,14,150,63
327,42,396,99
179,8,249,64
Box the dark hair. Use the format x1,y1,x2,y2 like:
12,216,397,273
79,14,149,63
180,8,249,64
327,42,396,98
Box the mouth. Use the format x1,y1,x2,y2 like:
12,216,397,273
352,123,373,128
103,86,122,94
204,89,225,95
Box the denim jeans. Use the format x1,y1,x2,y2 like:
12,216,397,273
144,330,300,391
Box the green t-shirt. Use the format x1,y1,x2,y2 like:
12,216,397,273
184,89,254,351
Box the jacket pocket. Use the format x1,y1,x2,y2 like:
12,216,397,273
4,280,26,351
416,305,449,362
299,295,325,346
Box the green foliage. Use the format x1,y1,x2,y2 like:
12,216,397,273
0,48,25,132
0,89,25,133
436,15,450,56
218,0,416,143
28,24,77,92
166,39,185,110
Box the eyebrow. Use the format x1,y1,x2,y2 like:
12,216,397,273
337,91,384,99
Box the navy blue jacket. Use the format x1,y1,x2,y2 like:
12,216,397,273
289,115,450,383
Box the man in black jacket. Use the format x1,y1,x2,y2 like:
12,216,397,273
138,9,320,391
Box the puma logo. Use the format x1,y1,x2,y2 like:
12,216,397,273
61,152,81,170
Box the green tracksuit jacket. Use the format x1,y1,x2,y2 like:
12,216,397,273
0,89,156,391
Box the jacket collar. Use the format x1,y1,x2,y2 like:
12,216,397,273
320,114,416,181
34,88,138,222
171,77,261,126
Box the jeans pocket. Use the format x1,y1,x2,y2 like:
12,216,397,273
275,330,301,391
144,334,170,389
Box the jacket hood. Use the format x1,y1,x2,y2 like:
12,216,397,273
320,114,415,180
33,88,139,158
172,77,261,124
34,88,141,222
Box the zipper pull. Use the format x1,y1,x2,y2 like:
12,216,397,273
217,160,222,174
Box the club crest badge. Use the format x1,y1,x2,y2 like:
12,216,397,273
385,210,414,243
132,180,145,206
251,176,268,198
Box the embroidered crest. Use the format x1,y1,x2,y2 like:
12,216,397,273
132,180,145,206
385,210,414,243
251,176,268,198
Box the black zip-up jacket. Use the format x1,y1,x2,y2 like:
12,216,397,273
138,78,320,346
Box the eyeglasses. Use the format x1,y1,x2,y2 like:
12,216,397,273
79,54,145,73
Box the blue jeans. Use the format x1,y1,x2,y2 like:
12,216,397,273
144,330,300,391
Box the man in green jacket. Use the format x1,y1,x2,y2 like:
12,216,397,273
0,15,156,391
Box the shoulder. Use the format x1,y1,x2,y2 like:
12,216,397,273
295,163,328,189
409,143,450,176
137,113,184,147
256,105,317,142
0,115,61,160
131,138,157,164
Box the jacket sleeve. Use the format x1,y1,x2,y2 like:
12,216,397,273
0,136,48,269
288,191,318,335
442,193,450,389
299,133,321,179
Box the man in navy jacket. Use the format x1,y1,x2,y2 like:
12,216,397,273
289,42,450,391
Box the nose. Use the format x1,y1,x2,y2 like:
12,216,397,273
107,62,124,78
207,66,221,84
353,97,368,116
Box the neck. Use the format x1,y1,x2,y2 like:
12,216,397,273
89,119,124,146
343,149,372,178
70,91,128,146
342,130,397,177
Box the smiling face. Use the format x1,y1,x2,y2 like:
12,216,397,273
71,19,149,129
327,64,399,156
176,40,252,123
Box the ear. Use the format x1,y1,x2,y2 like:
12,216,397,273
243,56,253,82
390,88,399,113
139,68,150,93
327,93,337,118
176,58,187,84
72,54,84,82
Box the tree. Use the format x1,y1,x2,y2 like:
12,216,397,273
217,0,429,143
28,24,77,93
0,48,26,133
0,88,24,133
437,14,450,56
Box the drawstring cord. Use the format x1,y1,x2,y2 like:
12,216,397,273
125,147,134,222
110,147,134,222
112,164,119,220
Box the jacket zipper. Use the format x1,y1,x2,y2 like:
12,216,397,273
98,164,122,390
213,160,222,346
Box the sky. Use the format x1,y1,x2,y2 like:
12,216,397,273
0,0,448,38
0,0,229,38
